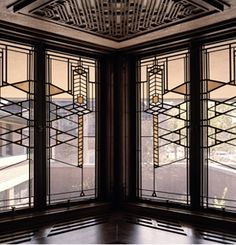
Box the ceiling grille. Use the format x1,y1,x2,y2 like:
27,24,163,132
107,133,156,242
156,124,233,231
9,0,230,41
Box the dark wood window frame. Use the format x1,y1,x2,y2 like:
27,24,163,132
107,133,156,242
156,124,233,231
122,18,236,218
0,21,113,216
0,17,236,223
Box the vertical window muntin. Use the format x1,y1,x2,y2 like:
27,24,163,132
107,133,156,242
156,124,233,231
202,40,236,211
0,41,34,211
138,50,190,204
46,51,97,205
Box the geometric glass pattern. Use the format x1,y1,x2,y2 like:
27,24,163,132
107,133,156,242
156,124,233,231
46,51,97,204
137,50,190,204
0,41,34,211
9,0,230,41
201,40,236,211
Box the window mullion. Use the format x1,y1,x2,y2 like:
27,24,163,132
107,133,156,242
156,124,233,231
189,41,202,211
34,43,47,210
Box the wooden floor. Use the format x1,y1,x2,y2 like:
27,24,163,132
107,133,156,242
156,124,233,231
1,212,236,244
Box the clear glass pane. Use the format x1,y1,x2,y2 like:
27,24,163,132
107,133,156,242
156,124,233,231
0,42,34,211
202,40,236,211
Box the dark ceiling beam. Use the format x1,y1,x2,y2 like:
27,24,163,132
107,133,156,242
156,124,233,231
0,19,114,56
121,17,236,56
201,0,228,11
7,0,37,13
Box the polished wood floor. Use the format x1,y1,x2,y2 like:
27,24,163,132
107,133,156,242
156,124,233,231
1,212,236,244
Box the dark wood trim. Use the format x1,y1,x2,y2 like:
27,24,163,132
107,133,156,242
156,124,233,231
10,0,37,12
122,18,236,57
1,13,236,57
113,53,123,207
0,202,111,233
7,0,33,11
111,53,138,204
202,0,227,11
189,42,202,211
0,20,114,57
98,56,114,201
34,42,47,211
122,202,236,234
127,55,138,201
109,53,137,203
1,16,236,57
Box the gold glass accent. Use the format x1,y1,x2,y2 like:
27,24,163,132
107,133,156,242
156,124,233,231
152,95,159,104
207,80,224,92
77,115,83,168
77,95,84,104
172,83,189,95
48,83,64,96
153,115,159,168
13,81,34,93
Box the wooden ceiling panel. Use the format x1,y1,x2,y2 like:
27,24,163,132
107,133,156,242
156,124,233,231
8,0,230,42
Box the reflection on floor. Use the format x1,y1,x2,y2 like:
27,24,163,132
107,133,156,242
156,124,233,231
1,212,236,244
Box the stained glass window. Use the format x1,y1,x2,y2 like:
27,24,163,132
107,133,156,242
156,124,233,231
137,50,190,204
202,40,236,211
46,51,97,204
0,42,34,211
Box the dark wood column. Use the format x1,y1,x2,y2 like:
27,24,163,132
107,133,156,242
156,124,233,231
189,41,202,211
34,43,47,210
99,53,136,206
113,53,123,207
98,56,114,201
111,53,138,205
126,55,138,201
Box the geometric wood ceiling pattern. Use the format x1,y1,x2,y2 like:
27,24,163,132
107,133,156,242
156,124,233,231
8,0,230,41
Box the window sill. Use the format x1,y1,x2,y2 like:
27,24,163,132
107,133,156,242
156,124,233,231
121,201,236,233
0,201,111,232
